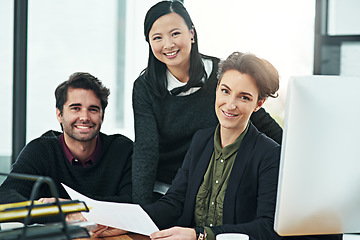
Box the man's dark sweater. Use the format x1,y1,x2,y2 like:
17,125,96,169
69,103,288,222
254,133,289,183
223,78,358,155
0,130,132,205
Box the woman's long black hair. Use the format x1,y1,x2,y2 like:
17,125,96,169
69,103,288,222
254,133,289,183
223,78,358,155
143,0,207,98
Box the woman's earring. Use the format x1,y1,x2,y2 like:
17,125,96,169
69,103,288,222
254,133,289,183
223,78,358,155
191,38,195,43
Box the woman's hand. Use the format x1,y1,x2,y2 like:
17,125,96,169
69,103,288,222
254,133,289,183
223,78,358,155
91,224,128,238
150,226,196,240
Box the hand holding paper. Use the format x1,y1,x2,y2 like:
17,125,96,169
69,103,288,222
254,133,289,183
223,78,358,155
62,184,159,236
91,224,128,238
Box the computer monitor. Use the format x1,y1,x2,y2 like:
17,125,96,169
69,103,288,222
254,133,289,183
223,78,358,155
274,75,360,236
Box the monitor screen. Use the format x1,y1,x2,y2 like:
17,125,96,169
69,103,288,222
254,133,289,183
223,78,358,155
274,75,360,236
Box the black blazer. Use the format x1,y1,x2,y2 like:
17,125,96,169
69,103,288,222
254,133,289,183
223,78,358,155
144,122,282,240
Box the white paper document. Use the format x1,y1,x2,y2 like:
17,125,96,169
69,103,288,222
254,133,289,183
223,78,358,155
62,184,159,236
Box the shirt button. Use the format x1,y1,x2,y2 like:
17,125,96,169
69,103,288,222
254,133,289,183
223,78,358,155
210,224,213,227
220,159,224,163
215,180,219,184
211,202,214,205
74,159,79,163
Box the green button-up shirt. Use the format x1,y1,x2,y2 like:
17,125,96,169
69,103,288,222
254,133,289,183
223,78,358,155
194,123,249,239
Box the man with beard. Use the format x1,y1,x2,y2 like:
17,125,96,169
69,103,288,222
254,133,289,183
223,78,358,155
0,73,132,217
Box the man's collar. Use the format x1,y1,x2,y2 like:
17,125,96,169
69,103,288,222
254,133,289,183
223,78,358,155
59,134,102,167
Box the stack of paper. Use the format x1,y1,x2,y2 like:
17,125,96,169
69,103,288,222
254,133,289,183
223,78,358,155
62,184,159,236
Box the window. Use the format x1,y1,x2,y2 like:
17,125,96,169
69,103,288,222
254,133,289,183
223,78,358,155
4,0,319,166
0,0,13,178
185,0,316,125
26,0,159,142
328,0,360,76
328,0,360,35
314,0,360,76
27,0,120,141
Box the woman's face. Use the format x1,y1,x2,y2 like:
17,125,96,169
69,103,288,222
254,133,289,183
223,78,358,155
149,12,194,73
215,69,265,136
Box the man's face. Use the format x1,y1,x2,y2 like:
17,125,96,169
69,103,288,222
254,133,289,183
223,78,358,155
56,87,103,143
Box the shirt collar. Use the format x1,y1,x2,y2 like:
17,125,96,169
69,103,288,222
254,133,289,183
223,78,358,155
166,57,213,96
213,122,250,161
59,134,102,167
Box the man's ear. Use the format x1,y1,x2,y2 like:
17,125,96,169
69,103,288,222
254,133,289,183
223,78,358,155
56,108,62,123
254,98,266,112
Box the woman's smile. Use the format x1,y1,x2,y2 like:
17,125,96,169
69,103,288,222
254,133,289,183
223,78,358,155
164,50,180,58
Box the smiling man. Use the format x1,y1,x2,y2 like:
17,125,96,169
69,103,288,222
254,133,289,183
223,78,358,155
0,73,133,219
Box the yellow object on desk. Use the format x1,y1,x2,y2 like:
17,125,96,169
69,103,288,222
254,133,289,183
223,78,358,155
0,200,91,222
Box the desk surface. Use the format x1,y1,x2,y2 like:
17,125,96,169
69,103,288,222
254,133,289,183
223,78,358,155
77,232,150,240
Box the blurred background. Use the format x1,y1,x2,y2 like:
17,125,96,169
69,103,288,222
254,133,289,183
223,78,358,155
1,0,360,181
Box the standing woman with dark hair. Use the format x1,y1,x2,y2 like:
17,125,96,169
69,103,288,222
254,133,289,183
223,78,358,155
132,0,283,205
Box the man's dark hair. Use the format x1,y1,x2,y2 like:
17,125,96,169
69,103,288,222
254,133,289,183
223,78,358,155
55,72,110,115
